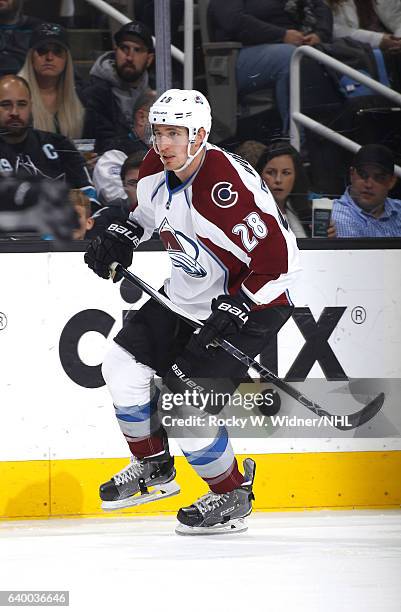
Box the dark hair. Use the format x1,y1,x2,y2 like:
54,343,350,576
256,141,311,232
120,150,147,181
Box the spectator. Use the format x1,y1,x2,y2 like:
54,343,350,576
93,149,146,210
82,20,155,154
331,144,401,237
19,23,89,140
89,150,147,239
120,151,145,211
92,89,155,202
0,75,98,209
209,0,333,133
327,1,401,50
69,189,94,239
256,141,311,237
234,140,267,169
0,0,43,77
95,88,156,156
327,0,401,92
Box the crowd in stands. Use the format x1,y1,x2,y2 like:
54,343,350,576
0,0,400,240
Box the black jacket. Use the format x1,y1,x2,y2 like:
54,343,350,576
209,0,332,46
0,129,93,193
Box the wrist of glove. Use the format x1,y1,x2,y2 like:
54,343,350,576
84,219,144,281
196,293,253,349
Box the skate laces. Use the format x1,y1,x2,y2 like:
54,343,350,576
194,492,230,516
113,458,144,486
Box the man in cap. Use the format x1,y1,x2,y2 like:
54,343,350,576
82,20,155,154
331,144,401,237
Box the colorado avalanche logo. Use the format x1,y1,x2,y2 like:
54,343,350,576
211,182,238,208
159,218,207,278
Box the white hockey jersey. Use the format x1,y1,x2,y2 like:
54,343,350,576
131,144,301,319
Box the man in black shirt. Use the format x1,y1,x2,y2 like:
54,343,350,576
0,74,98,207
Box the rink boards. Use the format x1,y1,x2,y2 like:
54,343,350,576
0,247,400,518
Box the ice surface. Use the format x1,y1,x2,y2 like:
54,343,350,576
0,510,400,611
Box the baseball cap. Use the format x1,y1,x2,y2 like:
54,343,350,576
30,23,69,51
353,144,395,175
114,21,154,52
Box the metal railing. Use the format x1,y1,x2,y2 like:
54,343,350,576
289,45,401,178
84,0,193,89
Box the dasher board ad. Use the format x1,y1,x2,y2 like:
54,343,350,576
0,248,400,461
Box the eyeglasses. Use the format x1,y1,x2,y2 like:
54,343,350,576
35,45,66,57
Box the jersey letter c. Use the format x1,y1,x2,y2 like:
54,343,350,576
211,181,238,208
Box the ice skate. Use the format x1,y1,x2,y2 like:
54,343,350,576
175,458,256,535
100,451,180,510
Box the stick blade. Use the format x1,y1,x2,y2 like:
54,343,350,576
339,392,385,430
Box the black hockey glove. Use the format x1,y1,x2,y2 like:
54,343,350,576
196,293,253,349
84,219,144,282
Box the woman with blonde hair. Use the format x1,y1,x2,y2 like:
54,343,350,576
19,22,87,139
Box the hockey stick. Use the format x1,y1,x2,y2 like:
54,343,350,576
110,263,385,431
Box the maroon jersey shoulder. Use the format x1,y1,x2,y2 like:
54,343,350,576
192,148,260,229
138,148,164,180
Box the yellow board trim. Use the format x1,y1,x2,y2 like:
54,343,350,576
1,451,400,519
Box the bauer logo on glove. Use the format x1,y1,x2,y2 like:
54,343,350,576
84,218,144,281
107,222,143,247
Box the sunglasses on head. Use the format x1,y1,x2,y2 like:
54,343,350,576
35,45,65,57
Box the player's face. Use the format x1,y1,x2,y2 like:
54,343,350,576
123,166,139,208
261,154,296,207
115,37,154,83
153,125,191,171
0,80,31,139
350,165,396,211
32,44,67,79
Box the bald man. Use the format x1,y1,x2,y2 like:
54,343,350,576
0,75,97,206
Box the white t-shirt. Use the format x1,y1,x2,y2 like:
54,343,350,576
93,149,127,204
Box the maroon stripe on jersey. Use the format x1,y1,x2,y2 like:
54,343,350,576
204,459,245,493
138,148,164,181
192,149,260,238
193,149,290,305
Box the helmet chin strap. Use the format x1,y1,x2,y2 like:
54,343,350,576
153,130,207,174
173,139,206,173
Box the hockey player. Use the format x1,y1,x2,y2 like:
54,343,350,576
84,89,300,534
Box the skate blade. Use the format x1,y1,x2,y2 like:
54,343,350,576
101,480,180,511
175,518,248,536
